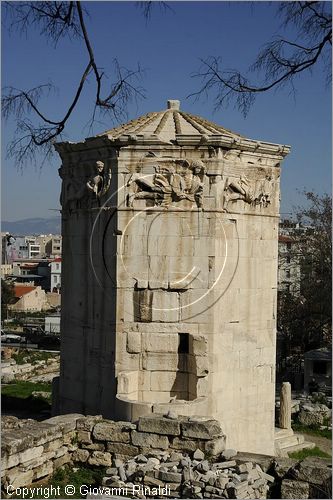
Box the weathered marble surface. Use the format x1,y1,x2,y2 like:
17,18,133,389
54,100,290,455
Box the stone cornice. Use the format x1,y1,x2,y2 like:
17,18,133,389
55,133,290,159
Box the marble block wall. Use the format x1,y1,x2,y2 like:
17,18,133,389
54,101,290,455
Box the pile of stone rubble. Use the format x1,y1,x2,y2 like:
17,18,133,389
99,449,274,499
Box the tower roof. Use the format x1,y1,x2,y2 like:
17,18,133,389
99,99,243,143
55,100,290,157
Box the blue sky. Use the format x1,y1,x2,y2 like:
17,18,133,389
2,1,331,221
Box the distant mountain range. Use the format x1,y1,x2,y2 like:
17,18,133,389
2,217,61,236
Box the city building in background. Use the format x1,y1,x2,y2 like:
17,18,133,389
50,258,62,293
8,283,49,312
2,233,62,262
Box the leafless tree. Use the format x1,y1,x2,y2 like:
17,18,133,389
190,2,332,116
2,1,153,168
136,1,171,20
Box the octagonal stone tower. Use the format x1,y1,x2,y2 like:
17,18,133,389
54,100,290,455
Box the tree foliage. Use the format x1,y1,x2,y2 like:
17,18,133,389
1,279,16,318
277,192,332,359
190,2,332,116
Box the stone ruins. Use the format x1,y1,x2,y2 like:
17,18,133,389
54,100,290,455
3,413,331,498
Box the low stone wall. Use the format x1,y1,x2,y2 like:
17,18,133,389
1,413,225,490
1,414,332,499
1,414,80,489
1,355,60,384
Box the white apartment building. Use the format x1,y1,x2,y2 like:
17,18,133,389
50,258,62,293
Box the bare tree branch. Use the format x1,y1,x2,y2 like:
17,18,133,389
136,1,173,20
2,85,56,124
190,2,332,116
2,1,147,168
4,1,82,45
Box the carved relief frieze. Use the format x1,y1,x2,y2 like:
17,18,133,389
60,160,112,210
222,171,275,212
126,159,206,209
86,161,112,198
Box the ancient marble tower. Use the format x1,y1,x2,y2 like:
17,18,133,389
54,100,290,455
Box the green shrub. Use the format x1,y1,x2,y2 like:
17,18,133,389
11,349,58,365
12,351,29,365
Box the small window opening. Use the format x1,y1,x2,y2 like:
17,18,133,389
178,333,189,354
